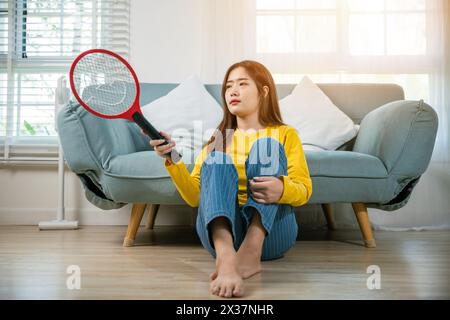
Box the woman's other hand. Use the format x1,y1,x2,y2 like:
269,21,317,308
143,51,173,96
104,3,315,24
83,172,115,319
249,176,284,203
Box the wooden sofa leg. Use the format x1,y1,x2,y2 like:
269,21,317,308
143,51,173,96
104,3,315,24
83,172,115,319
145,204,160,230
321,203,336,230
123,203,147,247
351,203,376,248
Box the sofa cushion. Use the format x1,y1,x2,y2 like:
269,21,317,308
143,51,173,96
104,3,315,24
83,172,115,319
105,149,387,180
105,151,194,179
100,151,196,204
305,150,388,178
101,149,389,205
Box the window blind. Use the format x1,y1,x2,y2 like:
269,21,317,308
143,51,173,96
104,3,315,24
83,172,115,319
0,0,130,162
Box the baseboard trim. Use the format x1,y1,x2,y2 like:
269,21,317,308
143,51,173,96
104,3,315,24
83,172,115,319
0,205,194,226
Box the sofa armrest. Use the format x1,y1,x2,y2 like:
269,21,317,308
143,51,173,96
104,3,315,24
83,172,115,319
353,99,438,177
57,100,152,174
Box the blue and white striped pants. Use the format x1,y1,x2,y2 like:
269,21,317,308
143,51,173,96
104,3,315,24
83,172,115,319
196,137,298,261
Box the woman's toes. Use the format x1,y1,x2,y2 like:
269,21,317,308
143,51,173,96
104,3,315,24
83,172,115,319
218,285,224,297
233,285,243,297
224,286,232,298
210,283,219,295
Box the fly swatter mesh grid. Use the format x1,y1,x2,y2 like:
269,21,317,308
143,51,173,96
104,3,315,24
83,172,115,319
72,52,137,116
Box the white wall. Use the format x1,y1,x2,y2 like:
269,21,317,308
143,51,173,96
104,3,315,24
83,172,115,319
130,0,204,83
0,165,194,226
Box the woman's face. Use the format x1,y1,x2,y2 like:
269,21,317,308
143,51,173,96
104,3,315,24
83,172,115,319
225,67,261,118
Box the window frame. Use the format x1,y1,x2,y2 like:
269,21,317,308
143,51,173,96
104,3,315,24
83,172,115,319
254,0,438,74
1,0,130,161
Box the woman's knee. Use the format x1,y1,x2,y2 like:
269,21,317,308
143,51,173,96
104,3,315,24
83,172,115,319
245,137,287,178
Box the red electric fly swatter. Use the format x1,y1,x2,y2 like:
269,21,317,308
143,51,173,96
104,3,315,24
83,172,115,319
69,48,182,163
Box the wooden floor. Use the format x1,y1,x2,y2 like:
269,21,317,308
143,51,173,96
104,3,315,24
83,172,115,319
0,225,449,299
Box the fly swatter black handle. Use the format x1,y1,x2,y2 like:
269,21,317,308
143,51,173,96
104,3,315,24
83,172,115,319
132,112,182,163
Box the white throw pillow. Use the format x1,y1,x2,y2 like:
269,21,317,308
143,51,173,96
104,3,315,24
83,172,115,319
141,75,222,158
279,76,359,151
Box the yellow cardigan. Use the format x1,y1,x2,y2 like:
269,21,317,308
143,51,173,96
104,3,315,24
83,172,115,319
164,125,313,208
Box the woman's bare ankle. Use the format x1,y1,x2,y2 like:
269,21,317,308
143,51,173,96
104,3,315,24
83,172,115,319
235,226,264,279
215,248,238,269
236,249,262,279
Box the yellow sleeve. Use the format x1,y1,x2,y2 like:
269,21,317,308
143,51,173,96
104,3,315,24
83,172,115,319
277,127,313,207
164,148,206,207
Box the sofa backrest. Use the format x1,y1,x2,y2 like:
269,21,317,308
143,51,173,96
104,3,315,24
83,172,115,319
139,83,405,125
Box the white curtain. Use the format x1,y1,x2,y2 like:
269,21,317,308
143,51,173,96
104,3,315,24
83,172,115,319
198,0,254,83
430,0,450,165
198,0,450,229
370,0,450,230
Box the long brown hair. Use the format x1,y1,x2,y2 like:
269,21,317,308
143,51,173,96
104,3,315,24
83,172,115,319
205,60,286,153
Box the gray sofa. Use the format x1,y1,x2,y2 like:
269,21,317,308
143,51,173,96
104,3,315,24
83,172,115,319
58,83,439,248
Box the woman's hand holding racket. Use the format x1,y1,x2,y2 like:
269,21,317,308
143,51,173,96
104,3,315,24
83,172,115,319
147,131,178,164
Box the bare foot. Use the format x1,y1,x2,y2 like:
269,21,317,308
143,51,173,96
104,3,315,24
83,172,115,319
236,248,262,279
210,252,244,298
211,208,264,282
210,249,261,280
